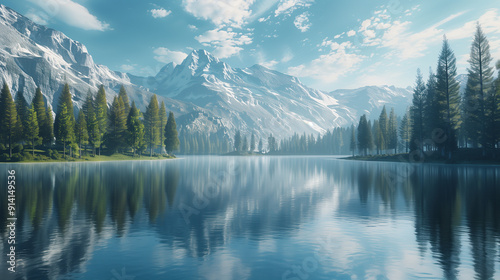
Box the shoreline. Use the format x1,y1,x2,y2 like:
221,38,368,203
0,154,178,164
343,154,500,167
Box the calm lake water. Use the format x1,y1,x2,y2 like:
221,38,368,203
1,156,500,280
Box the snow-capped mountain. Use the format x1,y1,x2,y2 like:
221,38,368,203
329,86,413,120
0,4,193,116
0,4,415,141
135,49,359,139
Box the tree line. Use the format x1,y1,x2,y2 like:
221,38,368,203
0,83,180,160
354,24,500,159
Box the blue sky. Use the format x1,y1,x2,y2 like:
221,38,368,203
3,0,500,90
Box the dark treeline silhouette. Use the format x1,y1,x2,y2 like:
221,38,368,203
354,24,500,160
0,83,179,161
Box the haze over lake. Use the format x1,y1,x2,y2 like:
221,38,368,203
1,156,499,279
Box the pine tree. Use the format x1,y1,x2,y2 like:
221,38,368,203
164,111,179,154
75,110,88,157
15,90,29,138
466,24,494,152
357,115,373,156
400,109,412,153
45,108,54,147
435,37,461,157
388,108,398,154
250,133,255,152
159,101,167,154
424,68,439,152
0,83,19,157
268,134,277,152
54,83,75,149
57,102,75,158
127,102,145,156
144,95,160,157
378,106,388,154
25,104,41,156
95,85,108,155
107,96,127,152
242,135,248,152
350,124,356,156
462,75,481,147
234,130,241,152
118,85,131,116
85,95,99,156
411,69,426,151
32,87,52,146
373,119,383,155
258,139,263,153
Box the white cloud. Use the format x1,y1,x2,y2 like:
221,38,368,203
274,0,313,17
261,60,279,68
153,48,188,64
25,11,48,25
182,0,254,27
294,12,311,32
347,30,356,37
120,64,135,72
188,24,198,30
195,28,252,58
447,9,500,40
150,8,171,18
28,0,110,31
288,41,364,84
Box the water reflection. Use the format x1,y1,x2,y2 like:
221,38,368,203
0,157,499,279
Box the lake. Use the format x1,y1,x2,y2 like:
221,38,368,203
1,156,499,279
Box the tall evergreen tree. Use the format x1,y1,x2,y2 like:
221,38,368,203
435,37,461,157
159,101,167,154
127,102,145,156
107,96,127,152
411,69,426,151
388,108,398,154
424,68,439,152
95,85,108,155
45,108,54,147
258,139,263,153
350,124,356,156
357,115,373,156
25,104,41,156
250,133,256,152
400,109,412,153
373,119,383,155
75,110,88,157
144,95,160,157
242,136,248,152
378,106,388,153
164,111,179,154
118,85,131,116
234,130,241,152
0,83,19,157
32,87,47,144
54,83,75,149
466,24,494,152
14,90,29,137
57,102,75,158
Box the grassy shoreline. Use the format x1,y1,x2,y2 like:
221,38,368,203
0,149,176,163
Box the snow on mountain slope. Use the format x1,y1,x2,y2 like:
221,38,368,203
0,4,192,116
142,49,360,139
328,85,413,120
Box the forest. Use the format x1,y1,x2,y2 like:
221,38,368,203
0,83,180,161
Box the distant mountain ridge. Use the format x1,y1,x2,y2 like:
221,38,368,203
0,4,429,141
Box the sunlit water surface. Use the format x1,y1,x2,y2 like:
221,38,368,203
1,156,500,279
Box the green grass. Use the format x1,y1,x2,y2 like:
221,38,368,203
0,149,176,163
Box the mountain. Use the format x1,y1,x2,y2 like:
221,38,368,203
328,86,413,120
0,4,194,116
131,49,365,139
0,4,415,142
